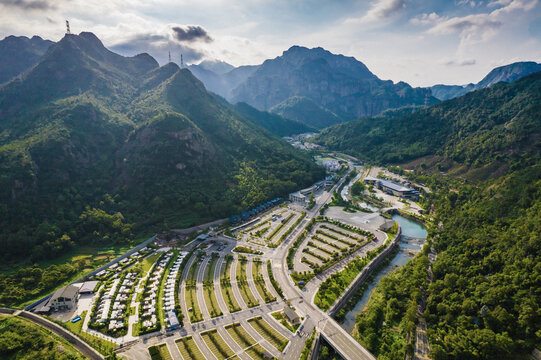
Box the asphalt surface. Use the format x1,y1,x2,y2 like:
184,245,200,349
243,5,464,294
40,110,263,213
116,162,377,360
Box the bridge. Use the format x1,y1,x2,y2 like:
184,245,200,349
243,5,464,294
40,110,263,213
320,319,376,360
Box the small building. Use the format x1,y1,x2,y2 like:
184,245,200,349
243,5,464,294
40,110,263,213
167,311,179,330
283,306,300,325
289,191,307,205
79,281,99,294
35,285,79,314
196,234,210,241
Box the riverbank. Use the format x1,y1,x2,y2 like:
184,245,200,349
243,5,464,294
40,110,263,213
338,215,427,333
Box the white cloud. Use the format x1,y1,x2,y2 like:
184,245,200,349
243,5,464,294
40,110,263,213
487,0,513,7
444,58,477,66
410,12,444,26
425,0,538,44
345,0,406,24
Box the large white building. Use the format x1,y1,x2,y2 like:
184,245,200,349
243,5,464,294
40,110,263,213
363,176,420,200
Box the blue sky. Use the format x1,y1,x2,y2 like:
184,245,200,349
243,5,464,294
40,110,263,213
0,0,540,86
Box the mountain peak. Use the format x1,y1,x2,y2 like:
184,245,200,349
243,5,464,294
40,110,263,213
196,59,234,75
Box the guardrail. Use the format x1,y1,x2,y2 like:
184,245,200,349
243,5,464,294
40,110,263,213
327,226,402,317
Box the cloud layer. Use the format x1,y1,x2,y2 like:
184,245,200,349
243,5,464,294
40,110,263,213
172,25,213,43
0,0,539,86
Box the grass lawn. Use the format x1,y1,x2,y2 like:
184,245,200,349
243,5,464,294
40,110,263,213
141,253,161,274
186,286,203,323
237,261,259,307
252,261,275,303
248,316,289,352
220,258,241,313
176,336,205,360
201,329,235,360
0,314,86,359
148,343,172,360
225,323,256,348
246,344,273,360
204,286,223,318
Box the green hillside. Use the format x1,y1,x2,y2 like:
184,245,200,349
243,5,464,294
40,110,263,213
315,71,541,179
317,73,541,359
0,32,324,275
233,102,315,136
270,96,343,129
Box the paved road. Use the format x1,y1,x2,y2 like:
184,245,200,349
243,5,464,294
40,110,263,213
9,310,105,360
197,256,211,320
118,162,377,360
213,256,230,316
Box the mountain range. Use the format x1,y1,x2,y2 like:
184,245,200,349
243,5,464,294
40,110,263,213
0,35,53,84
0,32,323,263
191,46,438,128
315,70,541,179
428,61,541,100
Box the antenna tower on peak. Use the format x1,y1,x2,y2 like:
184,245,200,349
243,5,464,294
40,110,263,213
168,50,171,63
181,54,183,68
66,20,71,35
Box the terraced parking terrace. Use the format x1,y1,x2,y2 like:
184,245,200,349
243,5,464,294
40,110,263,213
248,316,289,352
203,253,223,318
226,323,274,360
32,163,398,360
236,255,259,308
184,252,204,323
201,329,237,360
290,218,375,285
175,336,205,360
235,208,306,248
220,255,242,313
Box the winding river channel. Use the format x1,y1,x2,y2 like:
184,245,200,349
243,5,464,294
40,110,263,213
339,214,428,333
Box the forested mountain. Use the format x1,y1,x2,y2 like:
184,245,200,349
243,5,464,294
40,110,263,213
232,102,315,136
317,72,541,359
0,35,53,84
269,96,343,129
315,71,541,179
429,61,541,100
0,32,324,266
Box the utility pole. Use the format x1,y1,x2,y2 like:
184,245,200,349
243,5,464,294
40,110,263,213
181,54,183,68
65,20,71,35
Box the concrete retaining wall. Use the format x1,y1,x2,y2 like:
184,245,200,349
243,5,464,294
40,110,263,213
310,332,322,360
328,227,402,317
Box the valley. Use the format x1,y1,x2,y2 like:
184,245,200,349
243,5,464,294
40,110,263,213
0,15,539,360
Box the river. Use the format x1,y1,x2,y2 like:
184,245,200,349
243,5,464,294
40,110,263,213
339,214,428,333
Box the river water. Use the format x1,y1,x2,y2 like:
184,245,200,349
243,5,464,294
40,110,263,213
339,214,428,333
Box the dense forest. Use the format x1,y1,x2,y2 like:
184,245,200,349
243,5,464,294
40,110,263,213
319,73,541,359
0,32,324,275
315,71,541,179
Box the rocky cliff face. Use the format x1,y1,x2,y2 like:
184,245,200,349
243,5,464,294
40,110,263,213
230,46,437,124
